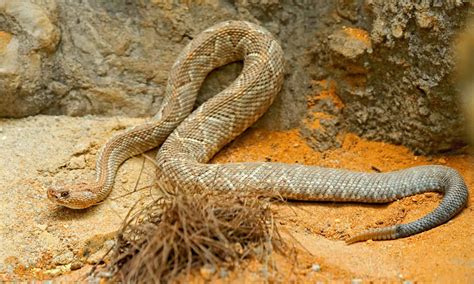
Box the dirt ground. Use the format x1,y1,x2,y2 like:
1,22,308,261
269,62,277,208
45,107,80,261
54,127,473,283
209,128,474,283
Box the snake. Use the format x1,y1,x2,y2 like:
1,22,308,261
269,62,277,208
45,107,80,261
47,21,469,244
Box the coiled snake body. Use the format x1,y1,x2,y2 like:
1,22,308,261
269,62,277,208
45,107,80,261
48,21,468,243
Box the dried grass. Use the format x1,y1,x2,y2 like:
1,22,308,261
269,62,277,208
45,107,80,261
97,186,285,283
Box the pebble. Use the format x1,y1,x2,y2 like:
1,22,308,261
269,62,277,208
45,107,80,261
36,223,48,231
311,263,321,272
70,261,84,270
233,242,244,255
402,281,414,284
68,156,86,169
72,142,91,155
219,268,229,278
52,250,74,265
199,264,216,280
351,279,363,284
86,240,115,264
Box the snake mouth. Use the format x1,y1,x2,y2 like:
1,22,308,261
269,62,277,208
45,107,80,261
47,188,59,200
47,188,72,206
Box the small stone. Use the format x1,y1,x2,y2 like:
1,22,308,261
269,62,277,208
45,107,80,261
52,250,74,265
403,280,414,284
416,11,434,29
391,24,404,38
329,27,372,59
334,218,341,223
437,158,447,164
199,264,216,280
86,240,115,264
72,142,91,155
311,263,321,272
0,127,3,133
36,223,48,231
260,266,269,278
44,267,63,278
70,261,83,270
233,242,244,255
419,106,429,116
293,143,300,148
351,279,363,284
68,156,86,169
219,268,229,278
0,31,13,52
252,246,264,257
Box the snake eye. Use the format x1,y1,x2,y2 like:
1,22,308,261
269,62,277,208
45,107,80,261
60,191,70,198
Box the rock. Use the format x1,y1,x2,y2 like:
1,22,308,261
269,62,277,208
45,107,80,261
52,250,74,266
0,1,59,51
351,279,363,284
36,223,48,231
0,0,59,117
219,268,229,278
329,27,372,59
311,263,321,272
199,264,216,280
457,18,474,145
70,261,84,271
0,1,468,153
86,239,115,265
67,156,86,170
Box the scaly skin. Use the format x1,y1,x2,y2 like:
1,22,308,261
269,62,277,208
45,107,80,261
48,21,469,243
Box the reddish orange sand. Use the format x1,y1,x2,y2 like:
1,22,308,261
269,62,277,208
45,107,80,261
209,129,473,283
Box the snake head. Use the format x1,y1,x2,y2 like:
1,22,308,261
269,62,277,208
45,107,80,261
47,182,98,209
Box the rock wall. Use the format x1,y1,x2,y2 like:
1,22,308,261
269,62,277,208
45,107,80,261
457,14,474,146
0,0,469,153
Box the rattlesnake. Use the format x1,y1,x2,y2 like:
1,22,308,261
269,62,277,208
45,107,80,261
47,21,468,243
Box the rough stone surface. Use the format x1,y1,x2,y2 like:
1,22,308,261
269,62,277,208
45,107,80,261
0,0,60,117
457,15,474,145
336,0,469,154
0,0,470,153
